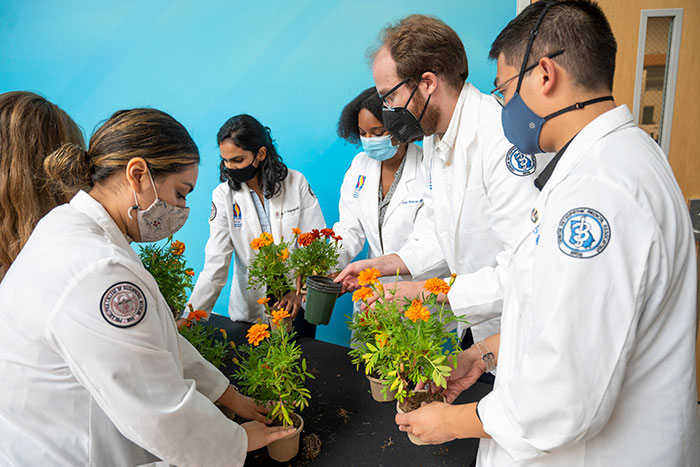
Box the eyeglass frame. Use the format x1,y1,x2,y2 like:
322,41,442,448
378,72,435,109
490,49,564,107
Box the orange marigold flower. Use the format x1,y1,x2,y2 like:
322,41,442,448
250,238,261,250
292,227,302,236
259,232,274,247
332,234,342,241
424,277,451,295
257,297,270,305
271,308,290,325
320,228,334,238
357,268,381,286
375,333,388,348
171,240,185,256
279,248,289,261
311,229,321,240
352,287,374,302
247,323,270,346
187,309,208,321
405,299,430,323
297,232,315,247
185,270,195,276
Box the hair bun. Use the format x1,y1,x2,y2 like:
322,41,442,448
43,142,92,196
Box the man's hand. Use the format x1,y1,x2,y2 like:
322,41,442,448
278,291,303,318
395,401,458,444
216,385,269,423
241,421,295,451
334,258,377,293
442,347,487,403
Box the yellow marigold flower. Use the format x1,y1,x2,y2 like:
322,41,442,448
271,308,290,325
247,323,270,346
424,277,451,295
171,240,185,256
259,232,274,247
352,287,374,302
357,268,381,286
279,248,289,261
405,299,430,323
257,297,270,305
375,333,388,348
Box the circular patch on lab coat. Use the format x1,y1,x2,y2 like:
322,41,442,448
100,282,147,328
557,207,610,259
505,146,536,176
209,201,217,221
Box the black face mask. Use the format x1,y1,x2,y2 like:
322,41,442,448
226,159,259,183
381,78,432,144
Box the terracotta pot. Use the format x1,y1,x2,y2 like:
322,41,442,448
367,375,396,402
267,413,304,462
396,390,445,445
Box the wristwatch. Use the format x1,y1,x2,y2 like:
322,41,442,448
475,341,496,373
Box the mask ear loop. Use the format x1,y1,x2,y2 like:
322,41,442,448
127,165,158,220
515,1,554,95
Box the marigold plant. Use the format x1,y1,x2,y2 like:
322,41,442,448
247,232,292,304
233,322,313,427
288,228,342,285
178,304,231,369
349,275,468,403
138,236,195,318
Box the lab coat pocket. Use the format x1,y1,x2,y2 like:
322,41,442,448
458,186,491,234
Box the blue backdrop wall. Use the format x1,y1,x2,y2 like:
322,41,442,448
0,0,515,346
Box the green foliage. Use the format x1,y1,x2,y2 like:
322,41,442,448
179,314,231,369
138,236,193,318
288,228,341,284
247,232,292,303
233,324,314,427
349,276,468,403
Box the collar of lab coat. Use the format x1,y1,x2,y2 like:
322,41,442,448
70,190,139,261
434,83,477,156
539,105,634,198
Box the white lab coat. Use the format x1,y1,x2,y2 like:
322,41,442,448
188,169,325,322
397,83,545,342
333,143,425,281
0,191,246,467
476,106,700,466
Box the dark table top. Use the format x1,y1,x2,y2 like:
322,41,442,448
209,314,491,466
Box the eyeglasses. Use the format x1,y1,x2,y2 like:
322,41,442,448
490,49,564,107
379,77,413,109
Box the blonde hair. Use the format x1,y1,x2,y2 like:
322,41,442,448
44,108,199,194
0,91,84,278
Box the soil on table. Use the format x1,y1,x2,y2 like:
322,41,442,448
302,433,322,460
399,390,444,412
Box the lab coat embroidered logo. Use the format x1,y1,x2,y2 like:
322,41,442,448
353,175,366,198
505,147,536,176
210,202,217,221
232,202,242,227
100,282,147,328
557,207,610,258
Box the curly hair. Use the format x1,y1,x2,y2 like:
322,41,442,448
217,114,288,199
337,87,383,145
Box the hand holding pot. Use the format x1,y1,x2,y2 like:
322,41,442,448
217,385,270,423
441,347,487,403
395,401,457,444
278,291,302,318
241,421,295,452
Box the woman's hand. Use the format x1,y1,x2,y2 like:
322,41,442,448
242,421,295,451
216,385,269,423
278,291,303,318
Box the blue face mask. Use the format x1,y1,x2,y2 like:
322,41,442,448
500,3,613,155
360,134,398,161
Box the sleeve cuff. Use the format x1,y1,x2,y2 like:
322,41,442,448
478,389,546,461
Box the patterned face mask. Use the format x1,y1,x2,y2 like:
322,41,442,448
128,168,189,243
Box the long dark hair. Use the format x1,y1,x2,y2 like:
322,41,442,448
217,114,288,198
337,87,384,145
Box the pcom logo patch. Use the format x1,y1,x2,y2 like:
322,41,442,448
557,207,611,258
353,175,366,199
233,202,242,227
100,282,147,328
505,147,536,176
